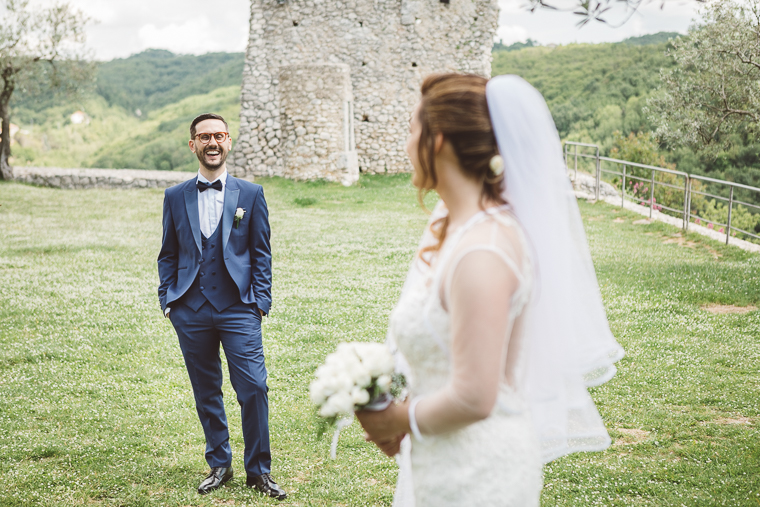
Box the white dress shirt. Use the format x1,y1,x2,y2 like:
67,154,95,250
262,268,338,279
197,170,227,238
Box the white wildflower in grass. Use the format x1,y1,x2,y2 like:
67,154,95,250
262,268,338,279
311,341,406,435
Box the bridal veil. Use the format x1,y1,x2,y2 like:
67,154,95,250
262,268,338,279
486,75,624,462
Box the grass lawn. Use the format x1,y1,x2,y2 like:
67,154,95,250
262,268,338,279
0,175,758,506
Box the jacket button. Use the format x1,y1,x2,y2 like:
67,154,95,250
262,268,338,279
212,272,217,276
211,244,215,248
200,286,205,291
212,286,217,290
199,259,203,264
212,257,216,261
200,272,205,276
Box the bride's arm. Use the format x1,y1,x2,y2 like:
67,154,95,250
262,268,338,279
413,249,519,435
357,249,519,444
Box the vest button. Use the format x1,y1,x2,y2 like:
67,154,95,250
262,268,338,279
199,259,203,264
212,272,217,275
200,272,205,276
211,244,215,248
212,257,216,261
212,286,217,290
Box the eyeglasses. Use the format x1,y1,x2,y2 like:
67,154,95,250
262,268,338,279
194,132,229,144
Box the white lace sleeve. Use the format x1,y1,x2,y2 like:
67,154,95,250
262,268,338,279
413,235,526,436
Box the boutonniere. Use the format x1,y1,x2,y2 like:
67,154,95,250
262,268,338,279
234,208,246,229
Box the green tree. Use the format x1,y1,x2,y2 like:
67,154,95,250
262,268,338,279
0,0,92,180
648,0,760,158
528,1,704,27
610,131,690,213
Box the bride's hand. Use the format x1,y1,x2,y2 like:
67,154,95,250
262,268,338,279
355,400,410,442
365,432,405,457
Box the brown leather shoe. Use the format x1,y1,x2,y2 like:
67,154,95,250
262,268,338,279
198,466,233,495
247,473,287,500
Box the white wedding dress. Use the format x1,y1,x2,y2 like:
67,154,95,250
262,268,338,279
389,207,543,507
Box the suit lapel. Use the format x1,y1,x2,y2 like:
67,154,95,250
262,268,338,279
184,180,202,253
222,176,240,252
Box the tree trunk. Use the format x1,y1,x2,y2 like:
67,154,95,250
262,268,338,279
0,68,15,181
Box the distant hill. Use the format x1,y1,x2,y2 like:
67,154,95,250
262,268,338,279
492,36,675,150
492,39,539,52
96,49,245,116
11,86,241,172
9,50,245,172
622,32,680,46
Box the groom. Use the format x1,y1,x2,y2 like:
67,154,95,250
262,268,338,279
157,113,286,500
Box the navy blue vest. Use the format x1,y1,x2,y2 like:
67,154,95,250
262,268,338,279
181,221,240,313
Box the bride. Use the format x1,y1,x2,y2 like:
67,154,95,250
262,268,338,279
356,74,624,506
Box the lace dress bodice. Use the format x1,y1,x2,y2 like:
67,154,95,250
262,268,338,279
389,208,543,507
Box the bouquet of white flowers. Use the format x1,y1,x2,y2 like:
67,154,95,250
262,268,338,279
310,342,405,457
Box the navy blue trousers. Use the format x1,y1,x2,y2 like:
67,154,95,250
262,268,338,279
170,300,271,476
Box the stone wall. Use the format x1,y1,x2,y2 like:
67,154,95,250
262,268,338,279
570,171,619,200
235,0,499,180
10,167,195,190
278,63,358,183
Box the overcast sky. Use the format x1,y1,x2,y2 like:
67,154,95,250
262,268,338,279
42,0,702,61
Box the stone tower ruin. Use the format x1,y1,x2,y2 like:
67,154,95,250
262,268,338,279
233,0,499,183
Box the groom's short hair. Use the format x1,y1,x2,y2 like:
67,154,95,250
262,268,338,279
190,113,229,139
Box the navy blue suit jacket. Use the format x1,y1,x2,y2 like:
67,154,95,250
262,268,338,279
157,175,272,315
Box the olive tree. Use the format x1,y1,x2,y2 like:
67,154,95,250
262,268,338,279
528,0,705,27
0,0,91,180
647,0,760,157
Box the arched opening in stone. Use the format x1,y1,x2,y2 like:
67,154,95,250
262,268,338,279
362,114,369,122
411,62,417,67
292,20,299,26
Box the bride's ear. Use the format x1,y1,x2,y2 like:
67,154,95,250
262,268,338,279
434,132,445,155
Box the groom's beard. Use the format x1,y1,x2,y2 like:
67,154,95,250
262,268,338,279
196,145,228,171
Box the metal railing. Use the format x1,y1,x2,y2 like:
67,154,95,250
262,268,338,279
564,141,760,244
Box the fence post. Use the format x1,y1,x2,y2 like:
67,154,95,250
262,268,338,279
595,148,601,201
564,143,567,172
621,164,626,208
726,185,734,245
683,176,690,232
649,170,655,219
574,144,578,182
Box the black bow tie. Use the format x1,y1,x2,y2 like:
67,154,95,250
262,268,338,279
197,179,223,193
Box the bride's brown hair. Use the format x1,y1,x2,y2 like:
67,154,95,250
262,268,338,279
415,73,505,264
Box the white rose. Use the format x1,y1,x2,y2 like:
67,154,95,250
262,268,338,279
309,380,328,405
336,342,356,355
345,359,371,388
350,386,370,406
376,374,392,393
325,352,344,368
365,355,387,378
319,402,338,418
326,391,354,416
341,372,357,392
235,207,245,219
315,364,334,381
356,343,395,377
